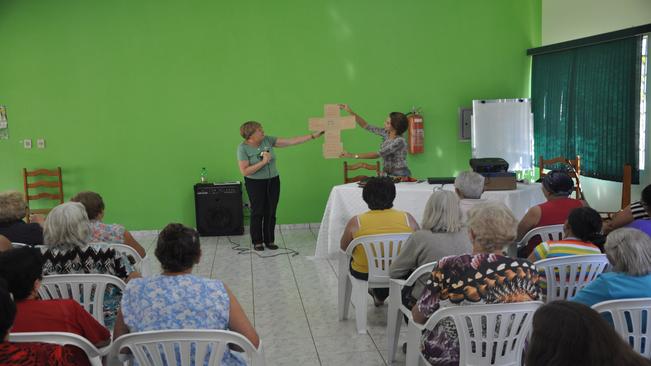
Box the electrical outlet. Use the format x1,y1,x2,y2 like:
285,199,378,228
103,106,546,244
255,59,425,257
23,139,32,149
37,138,45,149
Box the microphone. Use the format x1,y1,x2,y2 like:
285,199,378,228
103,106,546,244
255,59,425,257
259,147,270,158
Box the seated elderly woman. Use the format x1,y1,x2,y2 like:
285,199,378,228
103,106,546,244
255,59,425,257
42,202,139,328
71,191,145,257
113,223,259,366
0,247,110,365
389,190,471,308
572,228,651,307
517,170,587,257
412,201,541,366
603,184,651,235
0,191,44,245
529,206,604,262
525,301,650,366
0,279,82,366
341,176,419,306
453,171,486,221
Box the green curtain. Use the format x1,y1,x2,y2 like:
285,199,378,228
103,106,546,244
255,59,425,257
532,36,641,183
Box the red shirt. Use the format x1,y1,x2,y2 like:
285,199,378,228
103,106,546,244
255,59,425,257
11,299,110,365
538,197,584,226
0,342,85,366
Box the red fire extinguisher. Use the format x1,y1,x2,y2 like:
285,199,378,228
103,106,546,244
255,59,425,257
407,107,424,154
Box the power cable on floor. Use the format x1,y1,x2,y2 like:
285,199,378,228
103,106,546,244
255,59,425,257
226,236,299,258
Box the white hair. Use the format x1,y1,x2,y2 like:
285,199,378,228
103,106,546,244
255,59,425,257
421,190,462,233
43,202,91,251
605,228,651,276
467,201,517,252
454,171,485,199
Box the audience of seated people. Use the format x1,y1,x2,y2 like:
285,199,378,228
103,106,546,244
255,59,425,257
113,223,259,366
389,190,471,308
603,184,651,234
572,228,651,307
0,279,82,366
517,169,587,256
412,202,541,366
529,206,605,263
526,301,651,366
0,191,44,246
0,248,110,365
340,176,419,306
453,171,486,221
41,202,140,328
71,191,146,257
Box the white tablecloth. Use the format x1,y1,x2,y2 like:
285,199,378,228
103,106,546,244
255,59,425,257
314,182,546,258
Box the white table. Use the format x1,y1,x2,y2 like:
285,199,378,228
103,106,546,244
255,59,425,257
314,182,546,258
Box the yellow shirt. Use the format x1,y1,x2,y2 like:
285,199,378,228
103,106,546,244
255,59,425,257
350,209,413,273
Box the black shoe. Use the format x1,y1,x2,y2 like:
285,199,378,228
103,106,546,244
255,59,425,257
265,243,279,250
254,243,264,251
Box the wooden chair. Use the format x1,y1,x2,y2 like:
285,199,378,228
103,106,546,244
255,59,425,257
539,155,582,199
343,161,380,183
22,167,63,222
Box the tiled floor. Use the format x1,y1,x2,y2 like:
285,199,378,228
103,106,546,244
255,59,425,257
132,225,408,366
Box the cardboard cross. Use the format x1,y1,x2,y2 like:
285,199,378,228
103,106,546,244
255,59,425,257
309,104,356,159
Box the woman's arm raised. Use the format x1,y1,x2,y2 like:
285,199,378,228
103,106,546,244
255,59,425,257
339,104,368,128
274,131,323,147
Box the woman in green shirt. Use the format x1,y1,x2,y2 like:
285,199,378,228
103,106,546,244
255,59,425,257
237,121,323,251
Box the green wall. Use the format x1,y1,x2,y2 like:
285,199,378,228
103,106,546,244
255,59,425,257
0,0,541,229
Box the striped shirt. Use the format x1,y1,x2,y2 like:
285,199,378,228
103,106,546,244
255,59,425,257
631,201,649,220
533,238,602,261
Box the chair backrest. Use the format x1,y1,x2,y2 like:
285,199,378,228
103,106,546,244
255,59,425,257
621,164,632,210
344,161,381,183
346,233,411,283
539,156,582,199
22,167,64,221
509,224,564,257
89,241,143,267
111,329,265,366
11,242,29,248
38,274,126,327
592,297,651,358
535,254,609,302
9,331,102,365
404,261,437,287
422,302,543,366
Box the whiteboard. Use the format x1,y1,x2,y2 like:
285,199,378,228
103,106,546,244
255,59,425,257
471,99,533,171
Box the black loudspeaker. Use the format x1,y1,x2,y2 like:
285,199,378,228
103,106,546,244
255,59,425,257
194,182,244,236
469,158,510,173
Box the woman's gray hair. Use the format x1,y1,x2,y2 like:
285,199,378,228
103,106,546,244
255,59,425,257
43,202,91,251
0,191,27,223
467,201,517,252
454,171,485,199
421,190,462,233
605,228,651,276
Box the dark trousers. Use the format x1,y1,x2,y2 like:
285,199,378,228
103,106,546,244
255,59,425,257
244,176,280,245
349,263,390,302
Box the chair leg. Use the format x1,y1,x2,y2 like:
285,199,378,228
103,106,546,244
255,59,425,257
406,321,422,366
351,278,368,334
387,282,402,363
338,272,352,321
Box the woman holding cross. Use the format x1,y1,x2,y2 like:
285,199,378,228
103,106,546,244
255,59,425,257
237,121,323,251
338,104,411,177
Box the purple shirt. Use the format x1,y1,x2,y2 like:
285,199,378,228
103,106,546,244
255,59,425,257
627,219,651,237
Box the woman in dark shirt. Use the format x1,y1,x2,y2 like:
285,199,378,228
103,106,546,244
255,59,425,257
0,191,43,245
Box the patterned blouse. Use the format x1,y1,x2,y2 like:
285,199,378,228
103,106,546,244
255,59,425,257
42,245,135,330
89,220,126,243
364,124,409,175
121,275,245,366
416,253,541,366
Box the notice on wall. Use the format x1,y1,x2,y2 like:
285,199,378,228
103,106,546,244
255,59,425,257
0,106,8,140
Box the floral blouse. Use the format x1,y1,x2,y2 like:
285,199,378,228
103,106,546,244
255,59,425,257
416,253,541,366
89,220,126,243
121,274,245,366
365,124,408,174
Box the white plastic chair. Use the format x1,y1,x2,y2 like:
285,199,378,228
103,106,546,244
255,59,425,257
387,261,437,365
535,254,609,302
417,302,543,366
508,224,564,257
38,273,126,328
592,298,651,358
9,331,104,366
110,329,266,366
10,242,29,248
338,233,411,334
90,242,151,276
